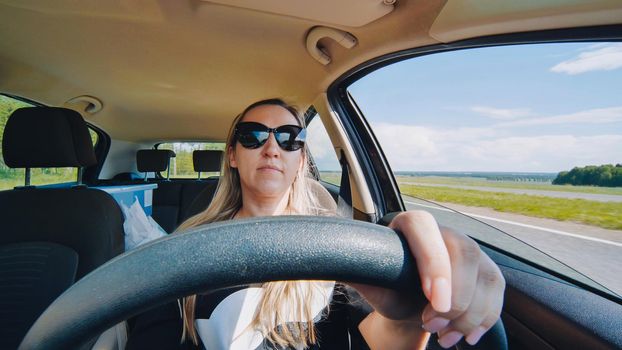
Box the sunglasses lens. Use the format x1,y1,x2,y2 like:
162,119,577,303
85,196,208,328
235,122,305,151
236,122,268,148
238,130,269,148
275,126,305,151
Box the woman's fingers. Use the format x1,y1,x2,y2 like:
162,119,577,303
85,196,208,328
427,243,506,348
458,254,505,344
443,228,481,318
421,227,480,332
358,210,504,349
389,211,452,313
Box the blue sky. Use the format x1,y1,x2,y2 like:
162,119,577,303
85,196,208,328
340,42,622,172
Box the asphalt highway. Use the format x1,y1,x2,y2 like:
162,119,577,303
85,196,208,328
402,195,622,298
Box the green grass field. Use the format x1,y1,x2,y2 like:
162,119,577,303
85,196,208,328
319,172,622,230
395,175,622,195
400,184,622,230
319,172,341,186
0,170,77,190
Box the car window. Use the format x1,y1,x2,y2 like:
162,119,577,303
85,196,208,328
306,110,341,186
157,142,225,178
0,95,99,189
348,42,622,297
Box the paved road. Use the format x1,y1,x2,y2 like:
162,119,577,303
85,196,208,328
402,195,622,297
400,182,622,202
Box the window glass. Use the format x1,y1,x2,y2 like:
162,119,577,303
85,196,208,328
0,95,85,189
348,43,622,297
306,111,341,186
157,142,225,178
89,128,99,148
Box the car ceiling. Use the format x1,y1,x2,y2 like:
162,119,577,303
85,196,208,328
0,0,620,142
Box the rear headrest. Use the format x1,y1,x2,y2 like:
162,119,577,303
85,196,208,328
193,150,223,172
136,149,176,172
2,107,96,168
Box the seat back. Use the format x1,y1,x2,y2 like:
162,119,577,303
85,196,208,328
0,106,125,347
0,107,124,277
0,188,124,277
137,149,224,232
0,242,78,349
177,150,224,223
136,149,181,232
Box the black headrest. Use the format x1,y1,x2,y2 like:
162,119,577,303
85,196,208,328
2,107,96,168
136,150,176,172
193,150,223,172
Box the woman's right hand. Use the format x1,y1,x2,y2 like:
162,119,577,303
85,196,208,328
354,210,506,349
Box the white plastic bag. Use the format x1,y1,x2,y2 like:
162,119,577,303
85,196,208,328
120,196,167,250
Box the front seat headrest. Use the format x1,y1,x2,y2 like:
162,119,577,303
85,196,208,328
2,107,96,168
136,149,176,173
193,150,223,173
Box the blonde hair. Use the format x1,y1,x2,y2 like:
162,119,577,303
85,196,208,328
178,99,334,348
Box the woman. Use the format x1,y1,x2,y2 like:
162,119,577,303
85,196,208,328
127,99,505,349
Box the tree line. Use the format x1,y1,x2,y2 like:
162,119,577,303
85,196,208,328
553,164,622,187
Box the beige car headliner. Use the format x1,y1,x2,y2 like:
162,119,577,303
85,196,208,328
0,0,620,142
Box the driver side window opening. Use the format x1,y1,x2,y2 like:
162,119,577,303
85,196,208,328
347,42,622,297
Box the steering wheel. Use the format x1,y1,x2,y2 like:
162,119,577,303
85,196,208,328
19,216,507,349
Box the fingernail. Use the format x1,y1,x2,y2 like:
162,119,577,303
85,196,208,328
466,326,487,345
432,277,451,312
422,317,450,333
438,331,463,348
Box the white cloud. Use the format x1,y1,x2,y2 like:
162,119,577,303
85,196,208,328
551,43,622,75
461,135,622,171
370,121,622,172
371,123,495,171
496,106,622,128
471,106,532,120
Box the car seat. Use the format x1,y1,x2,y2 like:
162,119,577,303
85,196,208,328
0,107,125,349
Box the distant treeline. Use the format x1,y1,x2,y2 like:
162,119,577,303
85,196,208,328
553,164,622,187
394,171,556,182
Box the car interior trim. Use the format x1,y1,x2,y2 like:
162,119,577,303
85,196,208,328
312,93,376,217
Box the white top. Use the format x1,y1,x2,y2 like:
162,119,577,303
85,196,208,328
195,281,336,350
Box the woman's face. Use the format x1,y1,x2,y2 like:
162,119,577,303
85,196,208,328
229,104,304,199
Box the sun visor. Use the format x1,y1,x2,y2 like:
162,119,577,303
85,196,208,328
430,0,622,43
203,0,395,27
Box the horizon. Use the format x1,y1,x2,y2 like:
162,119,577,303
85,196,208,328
318,169,561,175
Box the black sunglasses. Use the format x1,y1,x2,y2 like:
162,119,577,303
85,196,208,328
234,122,306,151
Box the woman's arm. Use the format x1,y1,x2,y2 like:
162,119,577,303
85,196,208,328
354,211,505,349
